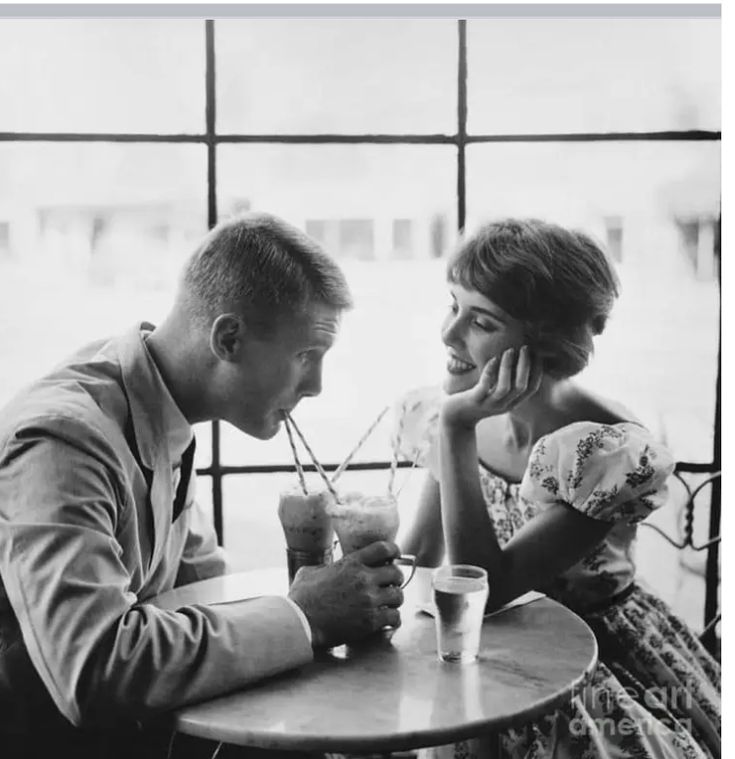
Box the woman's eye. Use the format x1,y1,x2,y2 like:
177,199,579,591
473,320,495,332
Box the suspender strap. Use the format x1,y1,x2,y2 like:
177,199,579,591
172,437,196,523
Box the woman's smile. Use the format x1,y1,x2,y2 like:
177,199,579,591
446,353,477,375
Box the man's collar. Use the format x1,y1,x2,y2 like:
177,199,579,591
118,322,193,469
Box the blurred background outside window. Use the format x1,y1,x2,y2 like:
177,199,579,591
0,17,720,631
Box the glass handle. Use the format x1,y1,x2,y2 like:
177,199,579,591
396,554,417,589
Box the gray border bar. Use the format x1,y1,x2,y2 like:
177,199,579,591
0,4,722,19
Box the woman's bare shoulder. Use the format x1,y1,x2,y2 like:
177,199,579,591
556,384,641,427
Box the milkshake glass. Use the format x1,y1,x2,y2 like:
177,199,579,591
278,488,335,585
327,493,416,587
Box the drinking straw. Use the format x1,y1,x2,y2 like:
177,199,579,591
387,401,406,497
282,413,308,496
285,412,340,502
395,450,421,499
331,405,389,485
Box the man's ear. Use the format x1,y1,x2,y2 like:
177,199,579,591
210,313,245,362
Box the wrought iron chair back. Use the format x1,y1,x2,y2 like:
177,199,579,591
639,470,721,658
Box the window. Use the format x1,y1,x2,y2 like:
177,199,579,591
339,219,374,261
466,19,720,134
0,221,9,257
392,219,413,259
0,16,720,632
604,217,624,264
0,20,205,132
215,20,457,133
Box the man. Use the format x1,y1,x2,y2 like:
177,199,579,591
0,213,404,757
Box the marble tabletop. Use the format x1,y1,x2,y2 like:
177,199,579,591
150,567,598,753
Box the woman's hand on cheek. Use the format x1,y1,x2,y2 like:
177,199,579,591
440,345,544,429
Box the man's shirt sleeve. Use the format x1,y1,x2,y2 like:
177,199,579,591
0,430,313,727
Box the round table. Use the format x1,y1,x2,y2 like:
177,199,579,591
150,567,598,754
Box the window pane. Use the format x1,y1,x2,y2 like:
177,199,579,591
216,144,456,466
216,20,457,133
467,19,720,134
0,143,207,404
467,141,720,463
0,20,205,132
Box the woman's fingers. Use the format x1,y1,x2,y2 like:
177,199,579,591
493,348,516,397
473,356,498,399
485,346,541,410
468,345,542,416
514,345,532,393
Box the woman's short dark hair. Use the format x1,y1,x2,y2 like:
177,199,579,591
180,212,353,334
447,218,620,378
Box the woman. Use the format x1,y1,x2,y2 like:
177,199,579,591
398,218,720,758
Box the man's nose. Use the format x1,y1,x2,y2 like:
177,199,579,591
299,364,323,398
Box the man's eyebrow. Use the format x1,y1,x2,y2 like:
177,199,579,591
470,306,508,325
306,333,337,348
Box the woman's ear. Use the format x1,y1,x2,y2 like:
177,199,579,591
210,313,245,362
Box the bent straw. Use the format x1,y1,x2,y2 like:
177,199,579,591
395,450,421,499
285,413,340,502
387,401,407,497
331,405,389,485
283,414,308,496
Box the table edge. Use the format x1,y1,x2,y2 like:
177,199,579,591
174,599,600,752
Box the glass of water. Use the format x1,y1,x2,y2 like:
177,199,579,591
432,564,489,663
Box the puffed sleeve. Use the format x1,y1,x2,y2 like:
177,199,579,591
391,386,444,478
519,422,675,524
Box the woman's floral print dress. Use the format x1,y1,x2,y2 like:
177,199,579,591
395,389,720,759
